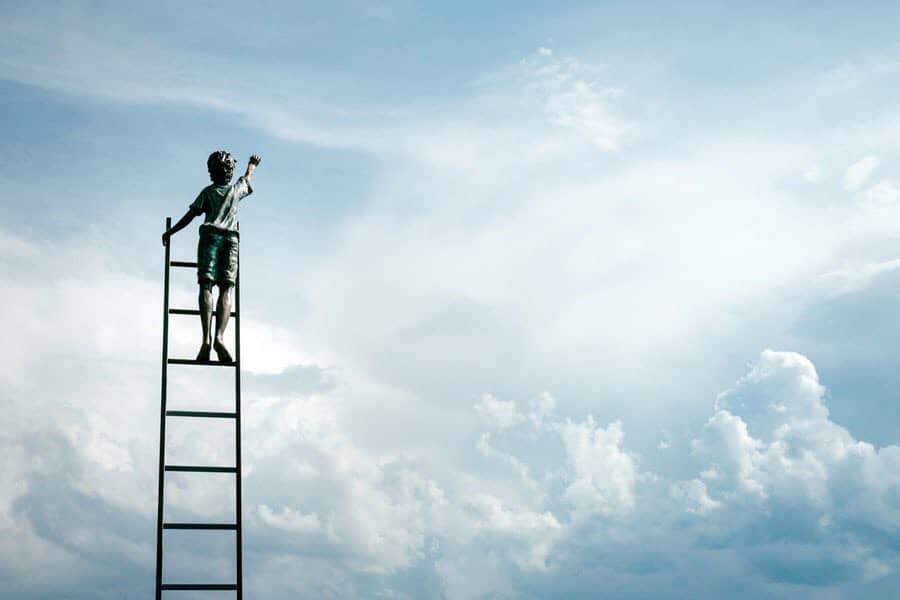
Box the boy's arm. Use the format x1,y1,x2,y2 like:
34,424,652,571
162,206,202,246
243,154,261,183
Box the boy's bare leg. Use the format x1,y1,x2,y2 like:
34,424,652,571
213,282,234,363
197,281,214,361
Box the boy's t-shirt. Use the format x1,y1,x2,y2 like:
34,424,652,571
190,176,253,233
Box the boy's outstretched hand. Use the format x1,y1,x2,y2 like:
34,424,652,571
249,154,262,166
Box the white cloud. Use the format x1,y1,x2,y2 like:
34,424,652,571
818,258,900,297
843,155,880,191
558,417,638,518
245,393,447,573
258,504,322,533
527,392,556,430
519,48,635,152
682,350,900,583
670,478,720,515
463,493,562,570
474,394,524,429
475,432,536,489
860,178,900,205
802,164,823,182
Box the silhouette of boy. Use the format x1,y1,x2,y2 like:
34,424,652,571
162,151,261,362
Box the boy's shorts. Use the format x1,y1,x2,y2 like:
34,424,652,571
197,225,239,285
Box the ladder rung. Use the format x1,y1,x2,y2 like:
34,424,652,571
166,410,237,419
165,465,237,473
164,523,237,530
168,358,236,367
169,261,198,268
161,584,238,591
169,309,237,317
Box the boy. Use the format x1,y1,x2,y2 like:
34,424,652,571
162,150,261,363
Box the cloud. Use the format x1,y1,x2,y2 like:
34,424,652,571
860,178,900,206
258,504,322,534
818,258,900,297
802,164,823,182
518,48,636,152
475,432,536,490
453,352,900,593
670,478,720,515
843,155,880,191
821,56,900,93
0,3,639,178
245,363,337,396
244,393,447,575
558,418,638,519
0,6,409,156
462,493,562,570
682,350,900,584
7,224,900,597
3,431,154,598
474,394,524,429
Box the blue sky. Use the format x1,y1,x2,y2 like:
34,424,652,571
5,2,900,598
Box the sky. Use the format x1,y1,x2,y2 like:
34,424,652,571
4,1,900,598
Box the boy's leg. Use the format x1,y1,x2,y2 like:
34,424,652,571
197,281,214,361
213,282,234,363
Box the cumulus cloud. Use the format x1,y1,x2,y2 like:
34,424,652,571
244,393,451,576
463,493,562,570
558,418,638,518
681,350,900,584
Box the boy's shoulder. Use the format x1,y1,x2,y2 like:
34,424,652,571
197,182,232,197
191,183,221,211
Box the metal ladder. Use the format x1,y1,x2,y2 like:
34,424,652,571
156,217,243,598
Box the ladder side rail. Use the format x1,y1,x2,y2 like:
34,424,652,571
235,228,243,600
155,217,172,600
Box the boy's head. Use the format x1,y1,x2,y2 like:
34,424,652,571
207,150,237,185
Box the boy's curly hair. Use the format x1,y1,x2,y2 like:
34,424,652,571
207,150,237,184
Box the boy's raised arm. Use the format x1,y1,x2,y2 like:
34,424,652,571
244,154,261,182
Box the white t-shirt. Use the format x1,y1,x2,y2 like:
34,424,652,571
190,176,253,233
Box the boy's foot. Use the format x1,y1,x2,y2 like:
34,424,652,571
196,343,211,362
213,340,234,364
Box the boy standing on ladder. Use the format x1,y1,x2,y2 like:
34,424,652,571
162,151,261,363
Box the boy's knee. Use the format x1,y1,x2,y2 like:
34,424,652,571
217,282,234,294
199,281,214,293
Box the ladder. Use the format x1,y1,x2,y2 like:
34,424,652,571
156,217,244,598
